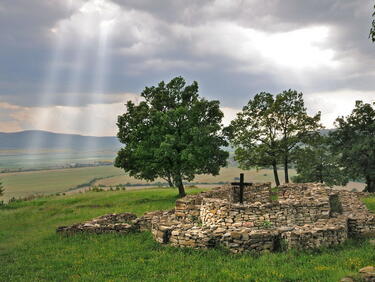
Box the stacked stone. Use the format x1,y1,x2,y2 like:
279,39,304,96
56,212,138,234
151,223,176,244
281,217,348,250
337,190,375,238
220,228,279,253
169,225,216,248
348,215,375,238
175,196,202,220
200,196,331,229
230,182,272,203
174,186,233,220
134,210,175,231
338,190,370,215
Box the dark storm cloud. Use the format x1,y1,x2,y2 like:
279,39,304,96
0,0,374,110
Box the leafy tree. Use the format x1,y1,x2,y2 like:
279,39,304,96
330,101,375,192
226,90,321,186
225,92,282,186
292,135,348,186
274,90,322,183
370,2,375,42
115,76,229,197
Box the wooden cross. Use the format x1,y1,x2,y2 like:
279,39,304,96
231,173,252,204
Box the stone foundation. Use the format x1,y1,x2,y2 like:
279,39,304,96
56,212,138,234
57,183,375,254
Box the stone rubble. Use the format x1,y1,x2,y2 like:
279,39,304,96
56,212,137,234
57,183,375,254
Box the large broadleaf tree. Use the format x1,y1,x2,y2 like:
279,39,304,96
115,76,229,197
330,101,375,192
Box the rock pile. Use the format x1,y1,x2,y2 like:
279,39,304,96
57,183,375,254
57,212,137,234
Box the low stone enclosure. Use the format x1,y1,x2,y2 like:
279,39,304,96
57,183,375,253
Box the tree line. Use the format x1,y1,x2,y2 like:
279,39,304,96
115,77,375,197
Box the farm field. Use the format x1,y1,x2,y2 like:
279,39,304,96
0,166,296,201
0,149,118,170
0,188,374,281
0,166,123,201
1,165,366,202
93,166,296,186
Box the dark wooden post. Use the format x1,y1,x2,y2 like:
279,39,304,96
239,173,244,204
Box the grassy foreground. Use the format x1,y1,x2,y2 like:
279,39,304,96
1,188,374,282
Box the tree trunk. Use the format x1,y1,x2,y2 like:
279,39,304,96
318,164,324,183
365,176,375,193
167,176,174,188
284,155,289,183
272,162,280,187
175,175,186,197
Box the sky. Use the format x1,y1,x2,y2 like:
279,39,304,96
0,0,374,136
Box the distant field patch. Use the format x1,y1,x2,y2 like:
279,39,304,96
94,167,296,187
0,165,364,202
0,166,123,201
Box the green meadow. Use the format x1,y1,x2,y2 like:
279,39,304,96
0,188,374,281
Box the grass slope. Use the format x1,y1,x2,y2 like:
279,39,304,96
1,188,374,281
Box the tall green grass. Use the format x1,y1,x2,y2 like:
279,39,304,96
1,189,374,281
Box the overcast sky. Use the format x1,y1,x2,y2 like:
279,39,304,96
0,0,374,136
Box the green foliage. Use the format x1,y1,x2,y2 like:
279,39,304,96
225,90,321,186
292,135,349,186
115,76,229,197
274,90,322,183
330,101,375,192
363,195,375,211
225,92,282,186
262,220,273,228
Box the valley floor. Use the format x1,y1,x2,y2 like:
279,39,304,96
0,165,365,202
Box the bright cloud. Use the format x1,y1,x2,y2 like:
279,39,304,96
184,22,338,72
305,89,375,128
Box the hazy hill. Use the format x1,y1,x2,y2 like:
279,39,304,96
0,130,121,151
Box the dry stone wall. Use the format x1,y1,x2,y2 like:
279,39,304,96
231,182,273,203
200,197,330,229
57,183,375,254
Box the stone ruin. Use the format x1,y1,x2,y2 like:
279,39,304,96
57,182,375,253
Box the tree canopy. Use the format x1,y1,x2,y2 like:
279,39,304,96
225,92,282,186
274,90,322,183
330,101,375,192
225,90,321,186
115,76,229,197
292,135,348,186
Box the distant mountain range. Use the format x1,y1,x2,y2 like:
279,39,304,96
0,131,122,151
0,129,333,152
